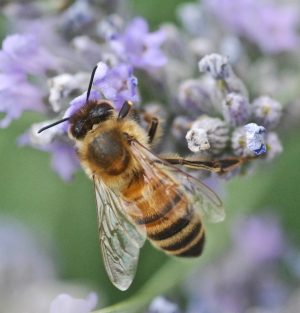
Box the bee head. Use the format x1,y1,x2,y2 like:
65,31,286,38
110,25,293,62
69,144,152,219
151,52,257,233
69,100,115,139
37,65,118,138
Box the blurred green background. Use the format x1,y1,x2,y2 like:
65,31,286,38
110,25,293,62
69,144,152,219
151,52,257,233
0,0,299,309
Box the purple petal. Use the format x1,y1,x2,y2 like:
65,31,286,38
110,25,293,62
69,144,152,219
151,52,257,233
125,17,149,38
49,143,80,181
142,48,168,68
94,62,109,83
205,0,299,54
144,29,166,47
0,33,58,74
0,76,45,128
109,17,166,70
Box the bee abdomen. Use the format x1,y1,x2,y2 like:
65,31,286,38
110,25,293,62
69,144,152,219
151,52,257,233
149,209,205,258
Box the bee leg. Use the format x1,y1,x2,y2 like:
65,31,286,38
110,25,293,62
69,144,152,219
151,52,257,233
147,117,159,144
161,156,244,173
118,101,133,119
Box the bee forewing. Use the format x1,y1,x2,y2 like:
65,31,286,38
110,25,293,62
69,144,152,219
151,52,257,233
130,140,225,224
94,178,146,291
178,174,225,223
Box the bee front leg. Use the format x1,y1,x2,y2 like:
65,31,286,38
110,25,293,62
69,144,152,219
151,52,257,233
118,101,133,119
147,117,159,144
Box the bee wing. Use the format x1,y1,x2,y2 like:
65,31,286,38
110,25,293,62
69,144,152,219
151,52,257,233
93,177,145,291
130,140,225,223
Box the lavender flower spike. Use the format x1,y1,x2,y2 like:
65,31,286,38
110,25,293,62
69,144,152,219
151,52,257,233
49,293,97,313
244,123,266,156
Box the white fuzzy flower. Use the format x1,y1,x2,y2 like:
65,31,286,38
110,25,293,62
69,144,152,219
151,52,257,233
244,123,266,155
186,127,210,152
187,116,229,155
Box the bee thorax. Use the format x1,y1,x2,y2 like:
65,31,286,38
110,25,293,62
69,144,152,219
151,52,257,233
88,130,130,175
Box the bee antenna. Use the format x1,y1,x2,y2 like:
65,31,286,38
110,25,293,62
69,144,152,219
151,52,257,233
38,65,98,135
86,64,98,103
37,117,70,134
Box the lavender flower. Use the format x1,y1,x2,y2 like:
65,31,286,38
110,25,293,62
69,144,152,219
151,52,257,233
198,53,230,80
0,33,57,74
147,297,181,313
93,62,139,110
204,0,299,54
0,73,45,127
244,123,266,156
110,17,167,70
198,53,248,101
186,127,210,152
265,132,283,161
0,33,58,127
48,73,90,113
186,116,229,155
222,92,249,126
233,215,285,263
185,214,289,313
172,116,192,140
232,123,266,157
176,2,205,36
178,79,214,114
48,142,81,181
19,122,81,181
49,293,97,313
61,0,95,34
252,96,282,129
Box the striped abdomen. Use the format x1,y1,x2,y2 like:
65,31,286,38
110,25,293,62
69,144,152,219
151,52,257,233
122,170,205,257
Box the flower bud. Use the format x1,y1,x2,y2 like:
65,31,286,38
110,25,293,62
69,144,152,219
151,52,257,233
199,53,230,80
232,123,266,156
265,132,283,160
252,96,282,129
187,116,229,155
199,53,249,100
172,116,191,140
244,123,266,156
178,79,213,114
186,127,210,152
222,92,249,126
48,73,89,113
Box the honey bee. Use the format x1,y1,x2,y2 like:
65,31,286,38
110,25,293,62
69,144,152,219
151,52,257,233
38,66,244,290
